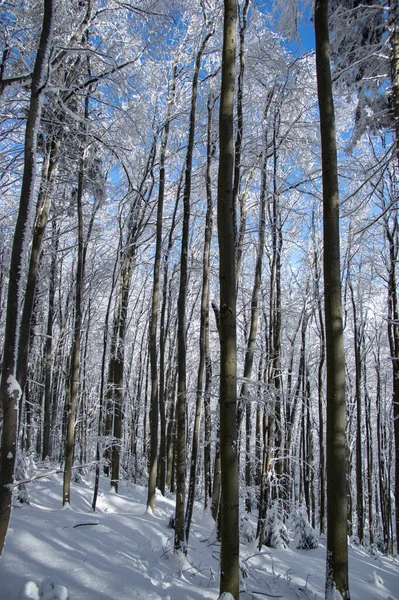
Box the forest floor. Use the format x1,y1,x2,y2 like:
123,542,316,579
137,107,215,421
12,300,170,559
0,463,398,600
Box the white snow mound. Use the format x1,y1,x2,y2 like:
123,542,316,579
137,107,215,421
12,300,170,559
367,570,384,587
39,577,68,600
19,581,40,600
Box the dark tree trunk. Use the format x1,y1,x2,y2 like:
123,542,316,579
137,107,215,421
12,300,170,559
315,0,349,596
147,65,177,510
204,94,215,511
16,134,62,426
42,220,59,460
384,211,399,553
183,26,214,544
218,1,239,597
63,135,85,506
238,96,270,512
174,26,212,551
350,275,364,544
0,0,55,555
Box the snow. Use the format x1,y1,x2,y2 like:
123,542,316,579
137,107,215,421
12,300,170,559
7,452,13,459
6,375,22,400
0,467,398,600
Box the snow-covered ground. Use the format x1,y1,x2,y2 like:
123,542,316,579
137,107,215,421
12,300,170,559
0,466,398,600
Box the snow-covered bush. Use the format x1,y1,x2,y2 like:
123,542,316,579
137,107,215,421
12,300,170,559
263,504,289,549
293,506,318,550
240,514,255,543
72,467,83,483
14,451,30,505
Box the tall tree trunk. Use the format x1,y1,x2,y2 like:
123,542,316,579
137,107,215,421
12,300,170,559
232,0,249,247
62,130,85,506
158,172,182,495
204,94,216,511
384,211,399,553
147,65,178,511
42,219,59,460
314,0,349,596
92,250,119,510
17,133,61,428
238,96,270,512
348,274,364,543
183,26,214,544
312,206,326,535
0,0,55,555
174,25,213,551
364,370,374,545
218,1,239,597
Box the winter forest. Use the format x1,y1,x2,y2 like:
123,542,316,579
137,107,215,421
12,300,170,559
0,0,398,599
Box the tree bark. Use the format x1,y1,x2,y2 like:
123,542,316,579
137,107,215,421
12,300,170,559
314,0,349,596
0,0,55,556
218,1,239,597
183,25,214,544
147,65,177,511
204,94,216,511
62,135,85,506
42,219,59,460
174,25,213,551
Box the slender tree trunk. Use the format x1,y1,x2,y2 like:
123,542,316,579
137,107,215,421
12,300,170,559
0,0,55,555
174,26,212,551
384,213,399,553
183,26,214,544
218,1,239,596
348,275,364,544
315,0,349,596
238,98,269,512
42,220,58,460
158,174,181,495
364,373,374,545
16,134,62,425
232,0,249,247
313,207,326,535
147,65,177,511
204,94,215,511
62,134,85,506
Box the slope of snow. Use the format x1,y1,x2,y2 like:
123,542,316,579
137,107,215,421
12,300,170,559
0,467,398,600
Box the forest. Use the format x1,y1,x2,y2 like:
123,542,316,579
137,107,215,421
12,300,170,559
0,1,398,599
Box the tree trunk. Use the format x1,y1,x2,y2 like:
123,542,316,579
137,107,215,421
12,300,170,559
0,0,55,555
174,25,212,551
232,0,249,248
62,135,85,506
348,275,364,543
218,1,239,597
314,0,349,596
384,212,399,553
313,206,326,535
182,25,214,544
147,64,178,511
204,94,215,511
42,220,59,460
238,97,269,512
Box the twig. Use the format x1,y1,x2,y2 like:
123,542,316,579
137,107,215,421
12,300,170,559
13,461,100,487
251,592,283,598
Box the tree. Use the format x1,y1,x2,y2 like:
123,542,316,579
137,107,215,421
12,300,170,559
147,62,178,512
0,0,55,554
217,0,239,597
314,0,349,597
